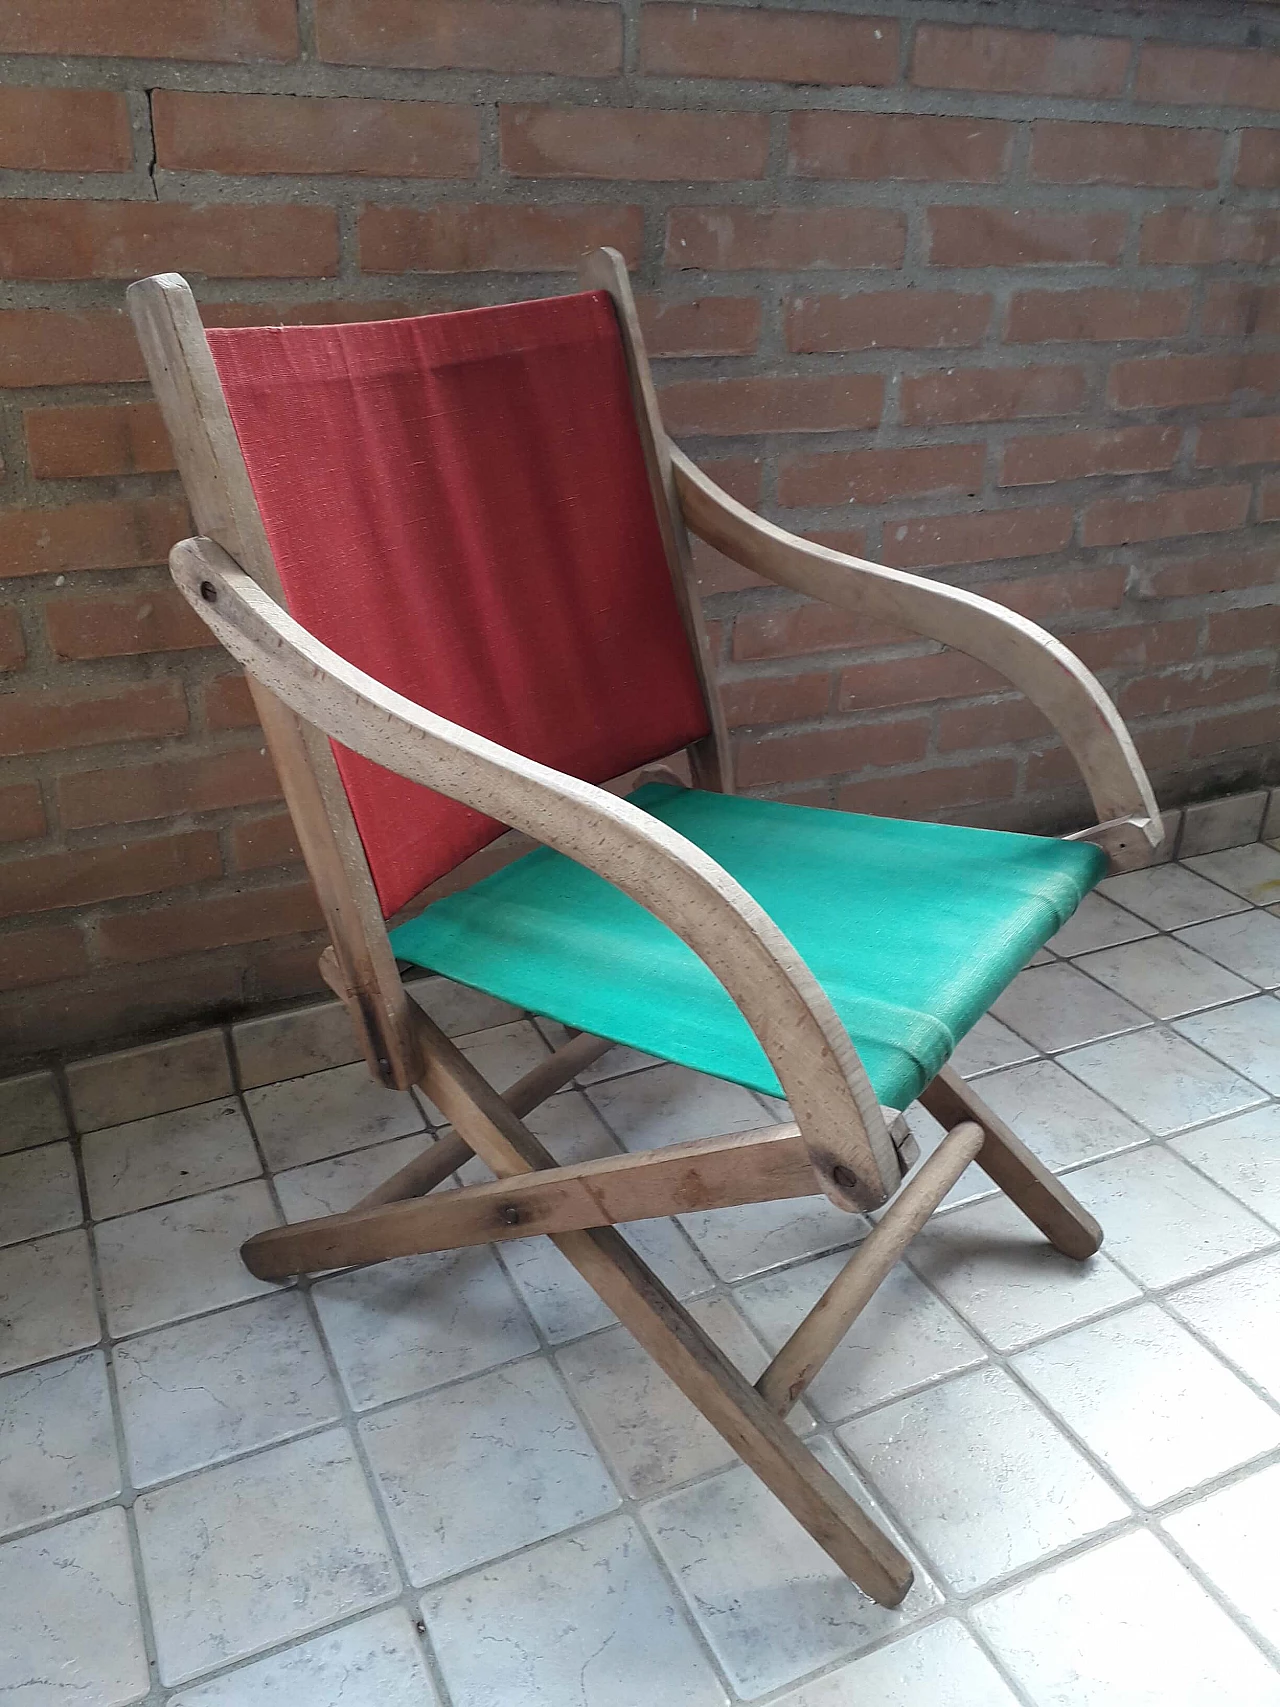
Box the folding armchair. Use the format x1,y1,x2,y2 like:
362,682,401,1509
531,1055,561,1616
128,250,1161,1608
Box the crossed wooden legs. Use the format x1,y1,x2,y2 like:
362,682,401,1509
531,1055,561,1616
242,1017,1101,1608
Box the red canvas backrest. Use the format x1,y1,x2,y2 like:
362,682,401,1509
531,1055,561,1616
207,290,711,918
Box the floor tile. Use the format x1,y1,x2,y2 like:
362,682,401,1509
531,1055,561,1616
736,1253,985,1422
949,1014,1039,1078
0,1141,81,1246
1180,790,1268,856
1187,841,1280,905
773,1619,1020,1707
136,1427,399,1686
1076,934,1256,1019
973,1527,1280,1707
0,1228,99,1374
992,959,1152,1054
0,1068,67,1155
1166,1249,1280,1400
0,1507,149,1707
404,974,524,1036
1047,892,1153,956
246,1061,426,1171
499,1216,713,1342
908,1192,1141,1351
1163,1461,1280,1655
83,1096,261,1220
586,1062,766,1150
274,1132,430,1222
1068,1145,1276,1287
1013,1302,1280,1507
679,1194,866,1282
313,1244,538,1407
1177,909,1280,989
1098,861,1249,930
839,1365,1126,1594
1176,995,1280,1094
94,1179,282,1338
114,1291,340,1486
233,999,362,1089
1060,1026,1267,1136
362,1358,619,1585
0,1350,118,1537
555,1294,803,1499
967,1058,1149,1169
67,1029,233,1132
168,1608,439,1707
1172,1103,1280,1229
424,1515,727,1707
644,1439,939,1697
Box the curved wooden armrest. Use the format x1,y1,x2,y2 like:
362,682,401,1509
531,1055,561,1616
672,447,1162,871
170,534,900,1211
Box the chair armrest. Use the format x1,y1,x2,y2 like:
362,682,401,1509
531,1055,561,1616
672,446,1162,870
170,534,901,1211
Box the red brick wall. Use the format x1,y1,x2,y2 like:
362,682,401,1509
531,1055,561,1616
2,0,1279,1064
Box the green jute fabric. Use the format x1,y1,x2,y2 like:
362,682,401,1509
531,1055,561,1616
390,784,1106,1111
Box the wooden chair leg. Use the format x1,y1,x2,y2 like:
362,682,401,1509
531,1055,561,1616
413,1008,914,1607
918,1065,1102,1260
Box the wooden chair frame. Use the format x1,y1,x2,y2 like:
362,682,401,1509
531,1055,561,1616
128,250,1161,1608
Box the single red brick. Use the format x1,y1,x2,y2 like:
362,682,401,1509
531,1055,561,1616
912,24,1129,96
901,365,1085,427
99,881,323,963
46,589,211,660
1083,485,1251,548
1235,129,1280,189
1070,620,1200,673
0,201,339,281
839,650,1005,711
1189,706,1278,759
885,506,1074,570
732,600,908,662
1260,474,1280,522
1000,425,1180,487
1139,548,1280,601
360,203,643,272
0,924,90,991
0,88,132,171
635,296,760,357
0,681,189,757
317,0,620,74
719,670,834,728
0,830,221,918
0,310,145,387
1202,282,1280,337
0,497,189,580
1140,209,1280,266
1135,41,1280,112
788,291,990,353
59,748,280,829
250,938,329,1003
936,696,1053,752
660,374,883,435
1029,121,1222,188
736,717,928,787
640,4,897,85
1120,662,1272,720
1196,416,1280,468
779,443,984,507
26,402,173,479
0,0,298,60
501,105,769,181
837,758,1017,817
1204,605,1280,653
0,607,25,672
1108,354,1250,410
666,207,904,270
1006,287,1192,344
789,111,1011,182
232,811,303,872
153,91,479,178
203,674,260,732
928,207,1125,267
0,782,44,844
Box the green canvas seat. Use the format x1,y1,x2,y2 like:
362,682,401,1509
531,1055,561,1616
391,784,1105,1112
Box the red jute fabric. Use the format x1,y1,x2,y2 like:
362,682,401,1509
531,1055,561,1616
209,291,709,916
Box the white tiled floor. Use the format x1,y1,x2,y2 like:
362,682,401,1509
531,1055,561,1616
6,846,1280,1704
